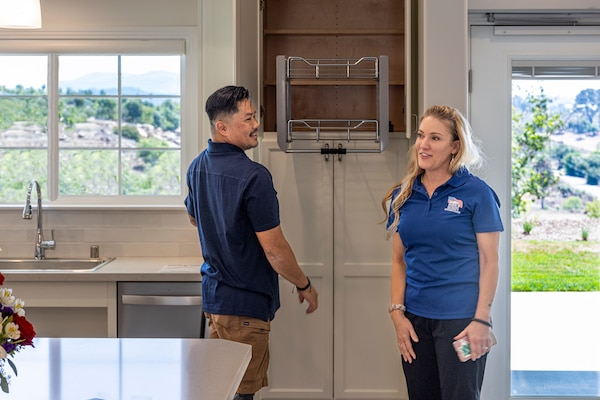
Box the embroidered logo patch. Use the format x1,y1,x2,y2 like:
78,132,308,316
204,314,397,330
444,196,463,214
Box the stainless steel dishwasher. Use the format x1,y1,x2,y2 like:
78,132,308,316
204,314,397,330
117,281,205,338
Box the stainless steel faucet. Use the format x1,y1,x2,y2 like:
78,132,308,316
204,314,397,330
22,179,55,260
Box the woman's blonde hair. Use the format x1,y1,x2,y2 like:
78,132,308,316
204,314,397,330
382,105,483,238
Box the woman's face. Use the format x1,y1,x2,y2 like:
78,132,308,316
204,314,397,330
415,116,459,174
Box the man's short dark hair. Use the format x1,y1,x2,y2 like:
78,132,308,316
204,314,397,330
205,86,251,125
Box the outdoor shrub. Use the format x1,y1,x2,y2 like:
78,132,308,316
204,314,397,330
584,152,600,185
563,152,587,177
562,196,582,212
556,182,577,198
581,226,589,241
121,125,141,142
523,220,533,235
585,198,600,218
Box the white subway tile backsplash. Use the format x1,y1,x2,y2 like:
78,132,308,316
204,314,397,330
0,209,201,259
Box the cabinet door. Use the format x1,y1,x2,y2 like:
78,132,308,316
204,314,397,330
333,138,409,399
10,281,116,338
260,133,335,399
260,135,410,399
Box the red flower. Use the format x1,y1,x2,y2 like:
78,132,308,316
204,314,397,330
12,314,36,346
0,273,4,286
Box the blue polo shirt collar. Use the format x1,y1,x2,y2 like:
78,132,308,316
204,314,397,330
206,139,245,154
415,167,470,194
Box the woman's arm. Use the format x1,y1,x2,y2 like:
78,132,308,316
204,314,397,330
454,230,500,360
474,231,501,323
390,233,418,363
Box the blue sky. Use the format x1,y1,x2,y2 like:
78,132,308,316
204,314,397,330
513,79,600,105
0,55,179,90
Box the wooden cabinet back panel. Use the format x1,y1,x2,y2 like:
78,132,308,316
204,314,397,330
262,0,407,134
263,0,404,31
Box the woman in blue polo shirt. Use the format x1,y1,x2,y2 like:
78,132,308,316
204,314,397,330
382,105,504,400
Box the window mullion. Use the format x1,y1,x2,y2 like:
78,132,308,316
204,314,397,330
47,54,59,201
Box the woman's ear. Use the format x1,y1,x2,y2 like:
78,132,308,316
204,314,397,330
452,140,460,155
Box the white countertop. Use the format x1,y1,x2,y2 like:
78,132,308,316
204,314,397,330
6,337,251,400
2,256,203,282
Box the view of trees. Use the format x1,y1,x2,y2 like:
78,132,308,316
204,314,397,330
512,86,600,217
0,86,180,132
0,85,181,202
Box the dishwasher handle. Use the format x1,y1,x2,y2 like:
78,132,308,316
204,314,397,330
121,294,202,306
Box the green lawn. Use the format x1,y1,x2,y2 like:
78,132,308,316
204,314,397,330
512,240,600,291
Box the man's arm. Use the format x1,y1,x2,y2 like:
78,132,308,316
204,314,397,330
256,225,318,313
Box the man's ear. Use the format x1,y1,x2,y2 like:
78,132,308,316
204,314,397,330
215,120,227,136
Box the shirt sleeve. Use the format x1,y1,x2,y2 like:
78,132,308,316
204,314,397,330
184,167,196,218
473,184,504,233
386,187,401,230
245,166,280,233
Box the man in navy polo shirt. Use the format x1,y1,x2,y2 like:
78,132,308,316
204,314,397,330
185,86,318,400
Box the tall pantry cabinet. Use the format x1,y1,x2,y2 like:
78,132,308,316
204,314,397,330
241,1,417,398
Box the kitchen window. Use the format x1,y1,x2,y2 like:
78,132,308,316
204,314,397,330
0,36,195,207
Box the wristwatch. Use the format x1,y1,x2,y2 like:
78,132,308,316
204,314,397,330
388,303,406,313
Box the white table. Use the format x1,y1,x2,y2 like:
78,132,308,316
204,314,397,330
5,337,251,400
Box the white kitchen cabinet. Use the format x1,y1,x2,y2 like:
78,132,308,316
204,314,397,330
4,258,203,339
234,1,417,397
11,281,117,338
260,135,410,400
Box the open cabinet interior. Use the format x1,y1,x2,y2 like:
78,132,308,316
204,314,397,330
262,0,407,138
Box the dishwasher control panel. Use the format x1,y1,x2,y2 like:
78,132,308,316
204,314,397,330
117,282,204,338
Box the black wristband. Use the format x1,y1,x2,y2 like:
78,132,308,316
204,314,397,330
471,317,492,328
296,277,311,291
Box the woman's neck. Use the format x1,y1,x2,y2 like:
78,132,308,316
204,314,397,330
421,171,452,196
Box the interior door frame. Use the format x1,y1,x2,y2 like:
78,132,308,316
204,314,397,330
469,24,600,400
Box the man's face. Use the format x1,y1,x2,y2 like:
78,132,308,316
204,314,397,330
219,99,260,150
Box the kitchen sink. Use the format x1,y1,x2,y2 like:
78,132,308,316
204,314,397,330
0,257,115,272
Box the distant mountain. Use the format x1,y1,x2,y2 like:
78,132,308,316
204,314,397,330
60,71,179,96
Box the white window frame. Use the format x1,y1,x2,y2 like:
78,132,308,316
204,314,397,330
0,28,199,209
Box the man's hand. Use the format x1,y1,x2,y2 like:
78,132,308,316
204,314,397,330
298,284,318,314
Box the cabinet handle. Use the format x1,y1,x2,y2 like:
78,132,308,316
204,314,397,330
121,295,202,306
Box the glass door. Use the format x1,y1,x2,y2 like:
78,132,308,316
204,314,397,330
511,74,600,397
470,24,600,399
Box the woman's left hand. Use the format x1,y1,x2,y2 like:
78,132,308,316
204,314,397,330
454,321,492,361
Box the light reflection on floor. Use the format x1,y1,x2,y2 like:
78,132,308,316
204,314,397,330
511,292,600,396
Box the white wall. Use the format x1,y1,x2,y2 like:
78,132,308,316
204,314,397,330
40,0,197,28
419,0,468,114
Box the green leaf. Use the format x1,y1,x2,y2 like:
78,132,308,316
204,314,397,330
1,375,9,393
7,358,17,376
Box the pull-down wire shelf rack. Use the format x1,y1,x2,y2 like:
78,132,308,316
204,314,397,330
276,55,389,154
